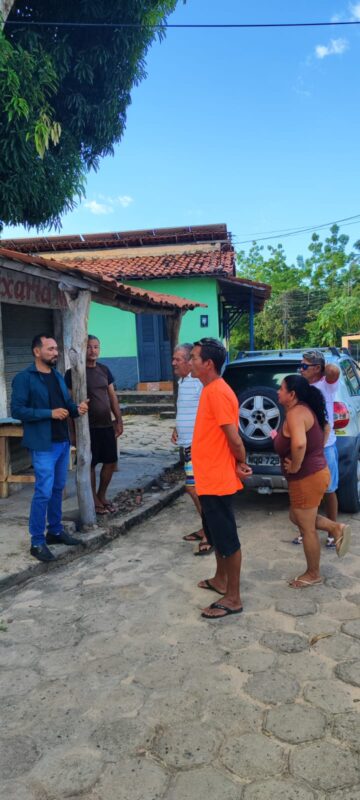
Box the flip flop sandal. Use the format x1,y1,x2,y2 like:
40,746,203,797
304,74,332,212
183,531,204,542
288,576,323,588
95,506,110,515
103,503,118,513
336,524,351,559
194,543,214,556
201,602,243,619
198,579,224,595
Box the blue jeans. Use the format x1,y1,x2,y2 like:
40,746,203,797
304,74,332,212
29,442,70,546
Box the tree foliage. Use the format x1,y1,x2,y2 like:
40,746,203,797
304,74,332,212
0,0,178,231
233,226,360,352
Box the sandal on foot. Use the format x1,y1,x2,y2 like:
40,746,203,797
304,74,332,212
201,602,243,619
103,502,118,513
289,575,323,588
95,505,110,515
183,530,203,542
198,579,224,595
194,542,214,556
336,524,351,559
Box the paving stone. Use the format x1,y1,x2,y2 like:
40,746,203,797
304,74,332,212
202,693,263,736
327,787,360,800
290,741,360,791
151,721,219,768
166,765,242,800
0,667,41,698
342,620,360,640
245,669,300,704
243,777,317,800
90,718,147,759
29,746,104,797
346,593,360,607
308,632,360,661
335,659,360,687
275,597,317,616
295,615,339,637
0,782,37,800
0,736,40,780
225,647,277,673
303,680,354,713
0,643,39,668
333,712,360,752
276,651,332,682
142,689,204,726
214,625,259,649
87,756,168,800
260,631,309,653
264,704,327,744
219,732,286,780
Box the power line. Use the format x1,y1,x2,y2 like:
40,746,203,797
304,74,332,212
4,19,360,30
234,214,360,245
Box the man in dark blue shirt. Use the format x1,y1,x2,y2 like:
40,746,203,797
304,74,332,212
11,334,89,562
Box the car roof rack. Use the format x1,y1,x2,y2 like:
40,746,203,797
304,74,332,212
235,347,342,359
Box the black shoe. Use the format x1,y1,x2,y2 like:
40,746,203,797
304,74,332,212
46,531,83,546
30,544,55,562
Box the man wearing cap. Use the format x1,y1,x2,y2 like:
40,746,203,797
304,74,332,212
295,349,340,547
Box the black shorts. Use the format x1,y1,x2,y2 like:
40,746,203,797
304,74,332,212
199,494,240,558
90,426,118,467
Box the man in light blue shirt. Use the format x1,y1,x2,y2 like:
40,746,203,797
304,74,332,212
171,343,212,555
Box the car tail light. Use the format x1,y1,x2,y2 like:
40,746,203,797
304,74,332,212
333,401,350,429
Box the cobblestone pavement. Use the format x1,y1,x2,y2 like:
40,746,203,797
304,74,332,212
0,490,360,799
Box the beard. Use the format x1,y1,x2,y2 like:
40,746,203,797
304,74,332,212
43,357,57,367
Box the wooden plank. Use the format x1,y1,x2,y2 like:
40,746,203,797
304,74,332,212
0,426,23,437
0,436,9,497
7,474,35,483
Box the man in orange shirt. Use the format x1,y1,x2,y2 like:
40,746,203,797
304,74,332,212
190,338,252,620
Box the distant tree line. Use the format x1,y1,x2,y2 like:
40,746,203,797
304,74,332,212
233,225,360,352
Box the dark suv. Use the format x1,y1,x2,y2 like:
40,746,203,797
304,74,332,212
223,347,360,513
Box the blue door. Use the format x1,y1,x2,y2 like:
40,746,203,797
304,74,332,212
137,315,172,381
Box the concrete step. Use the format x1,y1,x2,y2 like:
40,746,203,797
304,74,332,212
118,391,174,405
159,410,176,420
122,403,175,416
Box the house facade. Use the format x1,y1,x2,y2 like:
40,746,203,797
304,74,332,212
2,224,271,389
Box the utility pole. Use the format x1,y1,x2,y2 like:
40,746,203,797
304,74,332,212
283,293,289,349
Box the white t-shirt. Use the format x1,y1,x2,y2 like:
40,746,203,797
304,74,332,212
176,374,202,447
313,377,339,448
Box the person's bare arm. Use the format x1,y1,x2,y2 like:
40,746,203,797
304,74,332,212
171,427,178,444
324,363,340,384
221,423,246,462
284,408,307,474
108,383,123,437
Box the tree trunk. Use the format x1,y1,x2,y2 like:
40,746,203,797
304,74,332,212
63,289,96,529
0,1,15,24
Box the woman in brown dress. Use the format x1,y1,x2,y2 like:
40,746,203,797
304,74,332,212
274,374,351,588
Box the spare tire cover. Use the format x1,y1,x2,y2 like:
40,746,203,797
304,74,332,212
238,386,283,451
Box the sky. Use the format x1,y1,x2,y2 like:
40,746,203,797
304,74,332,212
2,0,360,266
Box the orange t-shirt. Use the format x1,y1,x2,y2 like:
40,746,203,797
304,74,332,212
192,377,243,496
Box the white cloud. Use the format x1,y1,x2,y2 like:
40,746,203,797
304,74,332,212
350,2,360,19
84,200,113,215
315,37,349,58
116,195,133,208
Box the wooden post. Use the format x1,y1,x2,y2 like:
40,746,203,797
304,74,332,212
63,289,96,529
166,311,183,403
0,303,8,418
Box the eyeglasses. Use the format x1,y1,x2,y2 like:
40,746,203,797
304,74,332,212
299,362,321,371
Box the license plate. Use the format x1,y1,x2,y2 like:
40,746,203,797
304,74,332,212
247,453,280,467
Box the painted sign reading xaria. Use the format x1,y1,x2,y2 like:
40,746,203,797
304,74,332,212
0,266,67,309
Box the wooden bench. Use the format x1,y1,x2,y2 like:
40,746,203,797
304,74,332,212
0,420,35,499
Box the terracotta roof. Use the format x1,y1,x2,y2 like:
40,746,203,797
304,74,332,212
0,249,205,313
0,223,231,253
61,249,235,280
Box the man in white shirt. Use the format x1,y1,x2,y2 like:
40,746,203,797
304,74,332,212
171,343,212,555
296,349,340,547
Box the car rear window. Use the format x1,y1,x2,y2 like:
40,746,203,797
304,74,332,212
224,363,299,391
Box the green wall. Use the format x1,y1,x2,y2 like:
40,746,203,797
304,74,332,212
133,277,220,343
89,302,137,357
89,277,219,358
